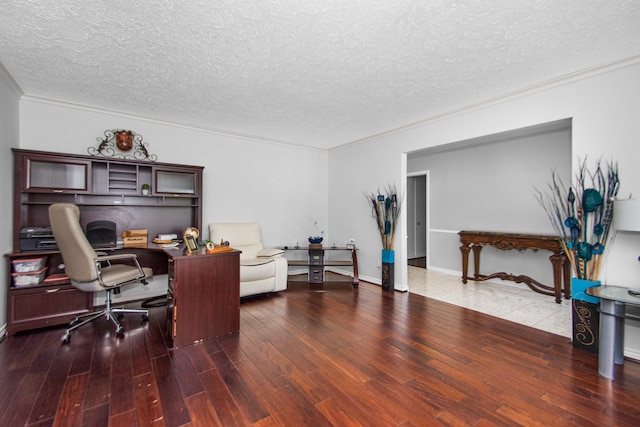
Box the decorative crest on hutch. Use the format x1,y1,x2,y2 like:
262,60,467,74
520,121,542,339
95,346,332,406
88,129,158,161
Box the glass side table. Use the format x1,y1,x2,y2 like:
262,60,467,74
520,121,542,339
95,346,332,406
586,285,640,379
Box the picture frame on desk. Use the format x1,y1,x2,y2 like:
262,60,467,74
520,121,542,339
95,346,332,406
184,235,199,254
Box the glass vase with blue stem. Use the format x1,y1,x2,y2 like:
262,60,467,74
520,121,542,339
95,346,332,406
380,193,399,292
381,247,394,292
366,185,401,293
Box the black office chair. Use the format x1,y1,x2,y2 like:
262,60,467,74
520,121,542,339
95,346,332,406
49,203,153,344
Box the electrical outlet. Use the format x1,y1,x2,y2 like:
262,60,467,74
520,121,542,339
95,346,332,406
348,238,355,244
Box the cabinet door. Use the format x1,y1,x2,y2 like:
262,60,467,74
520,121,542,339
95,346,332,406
24,155,90,193
154,168,198,195
7,284,92,335
170,253,240,347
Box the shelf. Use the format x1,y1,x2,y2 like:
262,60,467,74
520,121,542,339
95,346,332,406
282,246,353,251
287,273,355,284
288,260,354,267
109,175,137,181
11,279,72,290
282,246,359,287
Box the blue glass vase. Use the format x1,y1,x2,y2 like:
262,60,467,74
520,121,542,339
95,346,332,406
381,249,394,292
571,278,601,354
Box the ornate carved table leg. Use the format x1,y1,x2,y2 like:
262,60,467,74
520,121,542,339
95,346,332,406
549,253,565,303
460,243,471,284
562,257,571,300
471,244,483,280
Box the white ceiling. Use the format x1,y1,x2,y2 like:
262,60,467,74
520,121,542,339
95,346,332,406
1,1,640,150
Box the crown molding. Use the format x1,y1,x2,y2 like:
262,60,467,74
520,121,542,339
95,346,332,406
19,94,326,153
0,60,23,97
16,53,640,154
333,55,640,151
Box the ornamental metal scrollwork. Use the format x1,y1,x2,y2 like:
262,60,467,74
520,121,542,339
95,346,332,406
572,300,595,346
88,129,158,161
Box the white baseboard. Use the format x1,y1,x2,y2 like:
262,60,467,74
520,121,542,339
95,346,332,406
425,266,460,277
624,349,640,362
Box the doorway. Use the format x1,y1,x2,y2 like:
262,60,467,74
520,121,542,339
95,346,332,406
407,173,427,268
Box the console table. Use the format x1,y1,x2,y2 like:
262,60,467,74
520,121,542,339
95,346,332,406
586,285,640,379
459,231,570,303
282,246,359,287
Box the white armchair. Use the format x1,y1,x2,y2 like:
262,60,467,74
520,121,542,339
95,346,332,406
208,223,288,297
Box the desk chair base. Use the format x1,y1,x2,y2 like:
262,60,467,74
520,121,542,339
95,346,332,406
62,287,149,344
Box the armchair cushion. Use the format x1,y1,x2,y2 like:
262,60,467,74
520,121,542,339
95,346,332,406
241,260,277,282
258,248,285,257
210,222,262,260
241,258,274,266
209,222,287,297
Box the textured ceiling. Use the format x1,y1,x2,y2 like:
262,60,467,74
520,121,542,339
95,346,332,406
1,1,640,149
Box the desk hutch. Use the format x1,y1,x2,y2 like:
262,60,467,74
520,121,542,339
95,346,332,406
6,148,205,336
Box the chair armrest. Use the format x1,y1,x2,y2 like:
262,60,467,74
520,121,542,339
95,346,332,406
95,253,140,262
95,253,145,276
257,248,285,257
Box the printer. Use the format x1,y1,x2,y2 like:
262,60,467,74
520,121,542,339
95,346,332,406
20,226,58,251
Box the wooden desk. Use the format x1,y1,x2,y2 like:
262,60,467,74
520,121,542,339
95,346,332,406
163,247,240,348
459,231,570,303
7,148,206,336
6,245,241,344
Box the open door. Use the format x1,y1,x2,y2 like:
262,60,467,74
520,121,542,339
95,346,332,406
407,174,427,266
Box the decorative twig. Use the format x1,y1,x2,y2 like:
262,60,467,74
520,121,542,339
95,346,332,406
365,184,403,251
535,158,619,281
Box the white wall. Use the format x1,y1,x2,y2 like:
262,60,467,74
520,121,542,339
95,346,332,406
19,99,329,248
408,122,571,282
330,58,640,287
0,64,22,335
329,57,640,356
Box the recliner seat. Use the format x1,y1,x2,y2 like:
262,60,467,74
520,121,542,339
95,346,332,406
209,223,287,297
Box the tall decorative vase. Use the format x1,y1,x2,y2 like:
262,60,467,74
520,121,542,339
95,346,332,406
381,249,395,292
571,278,601,354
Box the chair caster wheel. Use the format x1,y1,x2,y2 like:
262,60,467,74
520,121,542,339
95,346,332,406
116,326,125,335
62,333,71,344
142,313,149,322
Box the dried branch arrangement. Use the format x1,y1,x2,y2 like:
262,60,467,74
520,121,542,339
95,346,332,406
535,158,620,281
365,185,402,251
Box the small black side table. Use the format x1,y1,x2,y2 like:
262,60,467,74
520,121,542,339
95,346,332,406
281,246,359,287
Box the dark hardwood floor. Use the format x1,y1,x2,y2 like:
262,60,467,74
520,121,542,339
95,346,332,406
1,279,640,426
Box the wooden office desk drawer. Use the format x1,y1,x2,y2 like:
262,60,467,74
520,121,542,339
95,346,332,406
7,284,93,335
